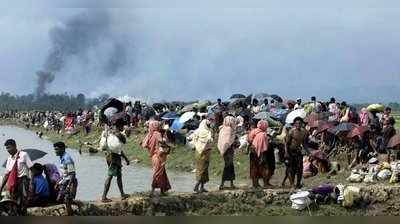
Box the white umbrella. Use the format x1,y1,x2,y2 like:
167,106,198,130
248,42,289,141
179,112,196,123
285,109,307,124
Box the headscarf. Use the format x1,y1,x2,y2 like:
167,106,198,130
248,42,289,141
359,108,369,126
217,116,237,156
142,120,162,156
248,120,269,158
191,120,213,154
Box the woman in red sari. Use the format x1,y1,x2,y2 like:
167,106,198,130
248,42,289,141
248,120,274,188
142,120,171,196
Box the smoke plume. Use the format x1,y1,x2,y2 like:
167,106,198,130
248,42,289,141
35,9,126,97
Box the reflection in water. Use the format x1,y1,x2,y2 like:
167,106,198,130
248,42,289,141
0,126,198,201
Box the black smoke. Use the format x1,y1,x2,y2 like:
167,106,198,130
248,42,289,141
35,9,127,97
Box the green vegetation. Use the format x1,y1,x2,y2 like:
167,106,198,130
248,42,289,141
394,112,400,130
0,92,110,112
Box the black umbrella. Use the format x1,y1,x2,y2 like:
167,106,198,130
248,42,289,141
230,94,246,99
270,94,283,103
254,93,270,100
100,98,124,123
141,107,156,120
161,112,179,120
2,149,47,168
152,103,165,111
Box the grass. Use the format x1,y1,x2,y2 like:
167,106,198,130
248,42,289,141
393,112,400,130
0,118,372,187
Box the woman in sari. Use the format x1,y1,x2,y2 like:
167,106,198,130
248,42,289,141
248,120,274,188
189,119,213,193
217,116,239,190
142,121,171,196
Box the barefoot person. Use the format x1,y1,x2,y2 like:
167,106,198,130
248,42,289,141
284,117,309,189
142,120,171,196
53,142,78,216
248,120,274,188
101,118,130,203
189,119,213,193
217,116,239,190
0,139,33,215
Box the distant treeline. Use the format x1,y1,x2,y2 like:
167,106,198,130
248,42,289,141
1,92,399,112
0,92,110,112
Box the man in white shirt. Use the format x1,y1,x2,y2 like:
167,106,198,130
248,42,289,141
294,98,302,110
0,139,33,215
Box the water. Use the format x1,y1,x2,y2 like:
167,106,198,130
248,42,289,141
0,126,196,201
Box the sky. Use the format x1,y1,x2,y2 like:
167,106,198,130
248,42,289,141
0,3,399,103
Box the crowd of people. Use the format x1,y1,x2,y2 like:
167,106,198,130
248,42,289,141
0,95,398,215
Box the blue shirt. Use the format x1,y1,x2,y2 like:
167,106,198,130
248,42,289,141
59,152,76,177
32,174,50,198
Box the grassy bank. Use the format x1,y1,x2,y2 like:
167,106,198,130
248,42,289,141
0,119,255,182
394,112,400,130
0,119,357,187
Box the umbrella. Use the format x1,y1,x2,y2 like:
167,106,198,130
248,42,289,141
271,109,289,122
141,107,156,120
230,94,246,99
347,126,370,139
2,149,47,168
170,119,184,131
100,98,124,123
284,99,296,108
254,93,270,100
101,98,124,112
228,98,246,109
270,94,283,103
285,109,307,124
253,111,275,120
388,134,400,149
316,121,335,133
180,104,195,113
161,112,179,120
179,112,196,123
328,122,357,135
152,103,165,111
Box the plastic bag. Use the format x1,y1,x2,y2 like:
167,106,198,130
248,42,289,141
377,169,392,181
363,173,376,183
347,173,363,183
107,133,123,154
290,191,311,210
343,186,361,207
99,130,109,151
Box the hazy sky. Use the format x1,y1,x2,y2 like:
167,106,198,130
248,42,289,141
0,4,399,103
